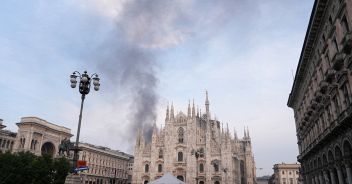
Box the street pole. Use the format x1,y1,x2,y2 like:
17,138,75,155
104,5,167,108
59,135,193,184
69,71,100,174
73,94,85,171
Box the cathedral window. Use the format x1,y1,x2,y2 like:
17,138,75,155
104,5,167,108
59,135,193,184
199,163,204,173
178,152,183,162
213,163,219,172
145,164,149,173
159,149,163,159
158,164,162,172
178,127,184,143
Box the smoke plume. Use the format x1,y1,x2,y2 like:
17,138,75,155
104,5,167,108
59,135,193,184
91,0,246,146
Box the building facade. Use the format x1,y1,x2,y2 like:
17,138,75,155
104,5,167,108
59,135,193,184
0,119,16,153
132,92,256,184
287,0,352,184
1,117,133,184
77,143,131,184
12,117,73,156
270,163,300,184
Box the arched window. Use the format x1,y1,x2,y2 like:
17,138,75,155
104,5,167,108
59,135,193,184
159,149,163,159
178,152,183,162
178,127,184,143
199,163,204,173
145,164,149,173
158,164,162,172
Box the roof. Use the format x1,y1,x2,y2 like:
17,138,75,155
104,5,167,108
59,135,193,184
149,173,185,184
287,0,328,108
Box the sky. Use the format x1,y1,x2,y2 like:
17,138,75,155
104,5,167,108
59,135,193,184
0,0,314,176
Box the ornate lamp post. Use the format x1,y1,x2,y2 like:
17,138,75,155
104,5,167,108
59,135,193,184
191,148,204,184
70,71,100,173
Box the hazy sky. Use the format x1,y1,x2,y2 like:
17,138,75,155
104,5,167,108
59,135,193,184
0,0,314,176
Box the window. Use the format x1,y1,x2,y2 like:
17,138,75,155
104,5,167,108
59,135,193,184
333,96,340,115
199,163,204,173
341,16,350,34
145,164,149,173
290,178,294,184
329,16,333,26
214,163,219,172
343,84,351,106
158,164,162,173
333,37,339,52
159,149,163,159
178,152,183,162
283,178,286,184
178,127,184,143
282,171,285,174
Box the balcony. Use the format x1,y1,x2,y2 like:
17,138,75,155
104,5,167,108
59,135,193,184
342,31,352,55
325,68,336,83
331,52,345,71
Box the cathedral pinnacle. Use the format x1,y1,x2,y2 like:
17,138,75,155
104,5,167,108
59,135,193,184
205,90,210,119
187,100,191,118
165,104,170,121
170,102,175,120
192,99,195,118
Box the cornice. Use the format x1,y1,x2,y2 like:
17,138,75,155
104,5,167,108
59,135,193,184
288,0,329,108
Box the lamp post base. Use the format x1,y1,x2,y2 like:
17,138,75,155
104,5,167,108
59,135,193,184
65,173,81,184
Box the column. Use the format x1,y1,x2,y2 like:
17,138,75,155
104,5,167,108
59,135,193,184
324,170,330,184
315,175,320,184
345,166,352,184
319,172,325,184
336,166,344,184
330,169,337,184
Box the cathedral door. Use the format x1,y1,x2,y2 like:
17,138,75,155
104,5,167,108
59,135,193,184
177,176,184,181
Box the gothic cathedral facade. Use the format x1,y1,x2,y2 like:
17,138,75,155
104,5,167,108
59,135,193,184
132,92,256,184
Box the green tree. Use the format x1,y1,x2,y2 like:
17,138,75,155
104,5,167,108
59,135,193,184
0,151,70,184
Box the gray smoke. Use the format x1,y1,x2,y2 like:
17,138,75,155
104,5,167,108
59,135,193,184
93,0,248,146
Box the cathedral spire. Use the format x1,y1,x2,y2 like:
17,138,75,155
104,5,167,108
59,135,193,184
197,106,199,117
165,103,169,121
234,127,238,140
187,100,191,118
226,123,230,136
192,99,195,118
170,102,175,121
247,126,250,138
244,127,247,138
205,90,210,119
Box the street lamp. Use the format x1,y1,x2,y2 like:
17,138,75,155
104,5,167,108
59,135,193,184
70,71,100,173
191,148,204,184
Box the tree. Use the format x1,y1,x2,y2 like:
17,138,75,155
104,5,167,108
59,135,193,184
0,151,70,184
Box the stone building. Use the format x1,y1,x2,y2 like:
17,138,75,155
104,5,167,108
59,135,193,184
0,119,16,153
77,142,132,184
12,116,73,156
270,163,300,184
287,0,352,184
132,92,256,184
